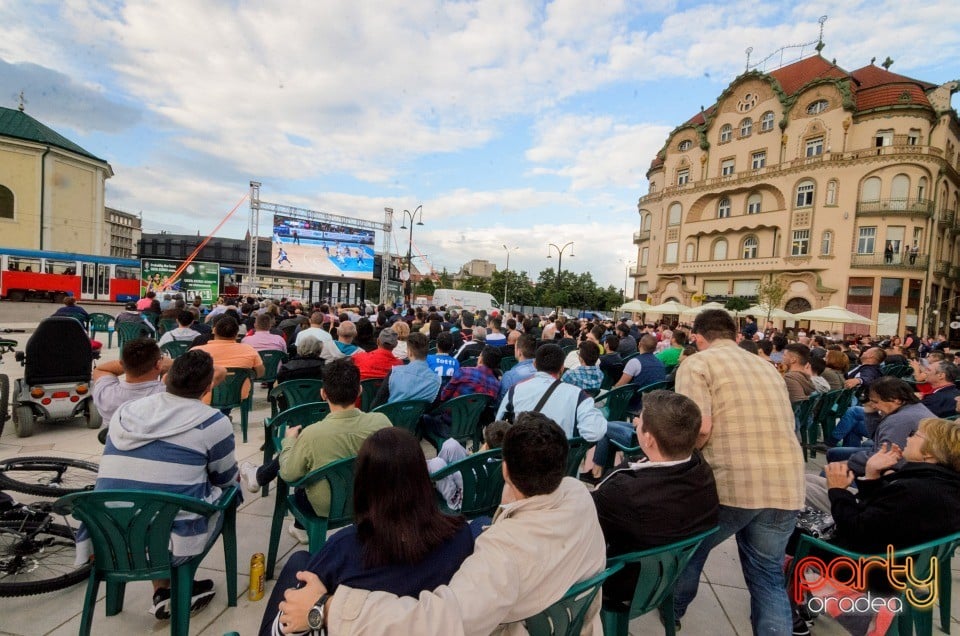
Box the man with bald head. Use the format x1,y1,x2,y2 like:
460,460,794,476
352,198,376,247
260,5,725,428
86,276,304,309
321,320,361,362
830,346,886,447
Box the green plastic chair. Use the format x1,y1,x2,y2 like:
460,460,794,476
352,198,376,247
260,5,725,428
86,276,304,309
808,388,856,454
566,437,595,477
430,448,504,519
522,564,624,636
54,487,239,636
210,368,255,442
116,321,154,348
159,318,178,335
427,394,492,452
500,355,518,372
461,356,479,368
373,399,431,438
265,457,356,579
88,313,116,348
261,401,331,495
600,363,625,391
621,352,641,363
561,344,578,355
595,384,642,422
268,378,325,418
141,312,160,328
160,340,192,359
792,530,960,636
360,378,384,412
601,527,719,636
255,350,288,403
792,393,823,461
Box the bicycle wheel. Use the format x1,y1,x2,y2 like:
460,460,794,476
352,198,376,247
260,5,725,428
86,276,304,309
0,374,8,438
0,457,99,497
0,519,92,596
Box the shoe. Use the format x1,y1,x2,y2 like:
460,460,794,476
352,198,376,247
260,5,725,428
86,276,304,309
239,461,261,494
792,609,811,636
97,428,109,445
288,522,308,544
578,470,602,486
150,579,216,620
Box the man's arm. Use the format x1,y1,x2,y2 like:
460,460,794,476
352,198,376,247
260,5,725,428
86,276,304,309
92,360,125,382
576,395,607,443
675,360,713,448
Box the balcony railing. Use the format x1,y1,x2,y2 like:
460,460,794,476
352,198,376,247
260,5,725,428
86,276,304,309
629,266,646,277
856,199,933,218
952,266,960,280
939,209,955,227
849,253,929,270
633,230,651,243
935,260,951,277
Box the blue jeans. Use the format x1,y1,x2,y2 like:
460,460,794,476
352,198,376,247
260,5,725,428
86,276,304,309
674,506,798,634
831,405,867,447
592,420,635,468
825,441,873,464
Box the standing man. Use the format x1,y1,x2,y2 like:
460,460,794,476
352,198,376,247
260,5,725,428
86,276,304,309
671,309,803,633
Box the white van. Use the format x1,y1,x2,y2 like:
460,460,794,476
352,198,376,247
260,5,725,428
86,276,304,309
431,289,501,313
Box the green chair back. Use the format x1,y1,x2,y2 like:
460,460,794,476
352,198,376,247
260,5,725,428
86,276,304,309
159,318,178,335
595,384,641,422
881,364,914,379
116,321,153,348
793,393,822,461
566,437,594,477
266,457,356,579
632,381,671,413
428,394,492,452
792,530,960,636
210,368,254,442
523,564,624,636
141,312,160,328
461,356,479,368
373,399,431,438
561,344,577,355
808,388,856,455
600,363,625,391
256,350,288,384
500,355,518,372
360,378,384,412
268,378,325,417
601,528,719,636
54,488,238,636
260,401,330,496
430,448,504,519
621,352,641,363
160,340,192,359
88,313,116,348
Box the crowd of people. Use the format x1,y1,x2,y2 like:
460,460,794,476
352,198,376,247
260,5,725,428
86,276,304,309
53,291,960,635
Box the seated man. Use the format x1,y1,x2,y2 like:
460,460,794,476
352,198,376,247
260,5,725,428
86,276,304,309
243,312,287,353
89,350,238,619
353,328,403,380
239,358,391,543
454,326,487,363
52,295,89,322
920,360,960,417
276,411,607,634
592,390,719,603
193,315,265,406
497,332,536,404
320,320,361,362
561,341,603,391
427,332,461,379
372,333,442,407
782,343,815,403
158,310,202,346
614,334,666,411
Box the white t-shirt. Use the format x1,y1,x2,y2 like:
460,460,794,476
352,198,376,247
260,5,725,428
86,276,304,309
92,376,166,427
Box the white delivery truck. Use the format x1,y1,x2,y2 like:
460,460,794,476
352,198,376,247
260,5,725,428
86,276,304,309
431,289,501,313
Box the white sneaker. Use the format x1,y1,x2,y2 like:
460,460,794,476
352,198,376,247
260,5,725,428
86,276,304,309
239,461,261,494
288,522,308,544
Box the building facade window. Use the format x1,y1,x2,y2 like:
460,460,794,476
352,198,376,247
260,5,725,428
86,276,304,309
805,136,824,157
642,213,652,231
677,169,690,185
719,124,732,143
678,140,693,151
795,181,815,207
908,129,921,145
721,159,735,176
685,243,695,262
875,129,894,147
861,176,881,202
747,193,762,215
751,151,766,169
668,203,682,226
718,197,731,218
640,247,649,267
742,236,759,259
665,242,679,264
821,230,832,255
826,179,838,205
712,238,728,260
791,229,810,256
918,177,927,201
760,111,775,132
0,185,13,219
806,99,829,115
740,118,752,137
857,227,877,254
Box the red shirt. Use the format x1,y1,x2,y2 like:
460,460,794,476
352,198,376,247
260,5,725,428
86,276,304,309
354,347,403,380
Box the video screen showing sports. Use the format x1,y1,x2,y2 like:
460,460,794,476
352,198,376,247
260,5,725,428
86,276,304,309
271,214,375,280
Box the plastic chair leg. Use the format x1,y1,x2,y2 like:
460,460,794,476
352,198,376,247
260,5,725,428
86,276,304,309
939,556,952,634
265,487,288,579
104,580,126,615
661,595,678,636
223,503,238,607
600,608,629,636
78,575,100,636
171,565,194,636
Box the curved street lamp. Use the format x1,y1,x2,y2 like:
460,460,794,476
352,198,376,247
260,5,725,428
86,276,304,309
502,244,518,308
399,205,424,304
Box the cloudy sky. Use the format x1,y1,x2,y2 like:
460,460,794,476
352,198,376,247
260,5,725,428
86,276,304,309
2,0,958,290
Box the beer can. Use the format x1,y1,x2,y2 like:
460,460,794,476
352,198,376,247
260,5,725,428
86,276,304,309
249,552,265,601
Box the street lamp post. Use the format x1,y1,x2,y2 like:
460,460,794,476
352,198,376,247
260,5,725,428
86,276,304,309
547,242,575,314
400,205,423,305
620,258,636,304
502,244,518,309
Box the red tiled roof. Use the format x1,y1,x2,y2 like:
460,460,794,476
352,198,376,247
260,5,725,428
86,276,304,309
649,156,664,170
850,65,936,91
684,105,716,127
768,55,849,95
855,83,930,111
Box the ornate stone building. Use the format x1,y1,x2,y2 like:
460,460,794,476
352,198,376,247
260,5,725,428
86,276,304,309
634,54,960,336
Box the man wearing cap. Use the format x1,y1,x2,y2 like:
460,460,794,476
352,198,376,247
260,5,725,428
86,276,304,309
294,312,334,350
353,328,403,380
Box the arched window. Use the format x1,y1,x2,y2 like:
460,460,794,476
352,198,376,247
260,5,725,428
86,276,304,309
742,236,759,259
668,203,682,226
747,193,762,215
821,231,833,255
861,176,881,202
0,185,12,220
718,197,731,218
918,177,927,201
642,213,652,231
826,179,838,206
806,99,829,115
678,140,692,152
719,124,732,143
712,238,728,260
685,243,696,262
760,111,775,132
891,174,910,208
795,180,815,207
740,118,752,137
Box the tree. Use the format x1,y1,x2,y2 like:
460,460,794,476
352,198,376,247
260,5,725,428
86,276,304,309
414,277,436,297
755,275,788,324
724,297,751,313
437,269,454,289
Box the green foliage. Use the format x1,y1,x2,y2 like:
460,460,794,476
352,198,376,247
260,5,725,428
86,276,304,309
724,297,751,312
414,278,436,296
756,275,788,323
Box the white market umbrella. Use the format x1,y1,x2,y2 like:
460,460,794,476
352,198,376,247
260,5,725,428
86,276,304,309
680,302,730,318
792,305,875,326
646,300,691,315
745,305,796,321
616,300,653,313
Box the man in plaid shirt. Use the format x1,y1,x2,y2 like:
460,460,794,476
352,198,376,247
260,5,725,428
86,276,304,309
440,346,501,401
561,341,603,391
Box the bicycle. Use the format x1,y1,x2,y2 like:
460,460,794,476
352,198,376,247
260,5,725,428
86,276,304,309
0,456,99,497
0,338,14,438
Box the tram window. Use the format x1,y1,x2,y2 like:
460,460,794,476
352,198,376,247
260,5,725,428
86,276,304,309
9,257,40,272
46,260,77,275
116,266,139,280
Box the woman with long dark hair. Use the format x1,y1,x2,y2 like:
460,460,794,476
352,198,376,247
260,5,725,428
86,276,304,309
259,427,474,636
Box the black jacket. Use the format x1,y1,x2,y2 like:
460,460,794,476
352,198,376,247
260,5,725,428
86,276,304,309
276,356,324,385
592,452,719,603
921,385,960,418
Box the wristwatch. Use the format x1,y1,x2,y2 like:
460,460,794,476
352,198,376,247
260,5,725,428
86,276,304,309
307,593,330,631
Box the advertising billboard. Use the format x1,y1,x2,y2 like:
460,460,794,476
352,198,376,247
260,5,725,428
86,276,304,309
141,258,221,302
271,214,375,280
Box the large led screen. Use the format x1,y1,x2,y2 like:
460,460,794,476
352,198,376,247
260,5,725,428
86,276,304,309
271,214,375,280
